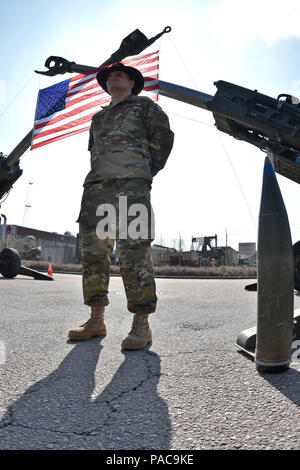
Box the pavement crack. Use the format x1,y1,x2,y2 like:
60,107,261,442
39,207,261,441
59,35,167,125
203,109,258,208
0,401,98,438
160,350,202,357
0,419,98,438
88,350,162,434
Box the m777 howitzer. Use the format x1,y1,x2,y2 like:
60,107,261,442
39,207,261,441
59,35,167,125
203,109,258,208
1,26,300,287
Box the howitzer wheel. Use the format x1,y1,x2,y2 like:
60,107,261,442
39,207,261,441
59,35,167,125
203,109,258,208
293,241,300,291
0,248,21,278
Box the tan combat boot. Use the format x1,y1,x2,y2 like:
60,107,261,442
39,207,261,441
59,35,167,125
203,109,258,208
121,314,152,350
68,306,106,340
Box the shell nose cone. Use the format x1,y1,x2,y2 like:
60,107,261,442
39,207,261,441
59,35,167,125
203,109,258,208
263,156,275,175
259,155,286,216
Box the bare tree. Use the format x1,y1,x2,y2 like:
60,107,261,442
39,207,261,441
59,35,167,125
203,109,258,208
170,232,185,252
170,232,185,265
156,233,166,246
177,232,185,252
171,238,177,250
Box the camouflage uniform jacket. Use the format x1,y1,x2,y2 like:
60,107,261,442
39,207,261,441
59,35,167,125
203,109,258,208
83,94,174,185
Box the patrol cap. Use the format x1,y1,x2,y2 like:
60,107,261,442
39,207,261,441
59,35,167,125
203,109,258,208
96,62,144,95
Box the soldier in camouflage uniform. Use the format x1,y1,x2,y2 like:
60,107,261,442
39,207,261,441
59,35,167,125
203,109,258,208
68,62,174,349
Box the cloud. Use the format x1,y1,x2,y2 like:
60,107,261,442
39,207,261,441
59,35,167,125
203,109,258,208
209,0,300,47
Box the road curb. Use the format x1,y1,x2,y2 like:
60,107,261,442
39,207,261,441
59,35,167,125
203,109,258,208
30,270,257,280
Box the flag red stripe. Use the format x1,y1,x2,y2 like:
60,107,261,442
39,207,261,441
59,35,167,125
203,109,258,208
67,84,101,98
65,89,105,108
127,56,159,68
34,113,95,140
31,126,91,149
69,68,98,82
68,78,99,93
121,51,158,65
137,64,158,75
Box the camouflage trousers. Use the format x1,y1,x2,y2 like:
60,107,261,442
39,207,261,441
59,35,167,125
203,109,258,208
77,178,157,314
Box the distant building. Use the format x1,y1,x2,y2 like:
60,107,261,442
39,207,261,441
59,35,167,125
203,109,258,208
218,246,238,266
151,243,239,266
151,244,177,265
168,250,201,266
238,242,257,266
2,224,77,264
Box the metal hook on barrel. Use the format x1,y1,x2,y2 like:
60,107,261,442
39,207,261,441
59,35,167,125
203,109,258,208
149,26,172,43
35,56,75,76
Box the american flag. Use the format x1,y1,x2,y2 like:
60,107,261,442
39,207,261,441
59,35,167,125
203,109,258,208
31,51,159,150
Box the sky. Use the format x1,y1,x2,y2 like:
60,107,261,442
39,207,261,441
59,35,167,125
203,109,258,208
1,0,300,251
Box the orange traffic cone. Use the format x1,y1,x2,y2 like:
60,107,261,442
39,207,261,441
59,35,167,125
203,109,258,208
48,263,53,277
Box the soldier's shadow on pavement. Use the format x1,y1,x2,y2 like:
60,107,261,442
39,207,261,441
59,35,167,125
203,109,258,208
0,339,171,450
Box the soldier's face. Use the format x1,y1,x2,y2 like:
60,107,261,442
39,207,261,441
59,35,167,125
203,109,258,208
106,71,135,95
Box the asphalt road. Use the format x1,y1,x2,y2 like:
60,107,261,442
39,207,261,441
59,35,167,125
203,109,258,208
0,273,300,450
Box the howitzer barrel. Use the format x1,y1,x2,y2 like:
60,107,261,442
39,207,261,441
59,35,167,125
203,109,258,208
67,63,96,74
158,80,212,109
5,130,33,168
